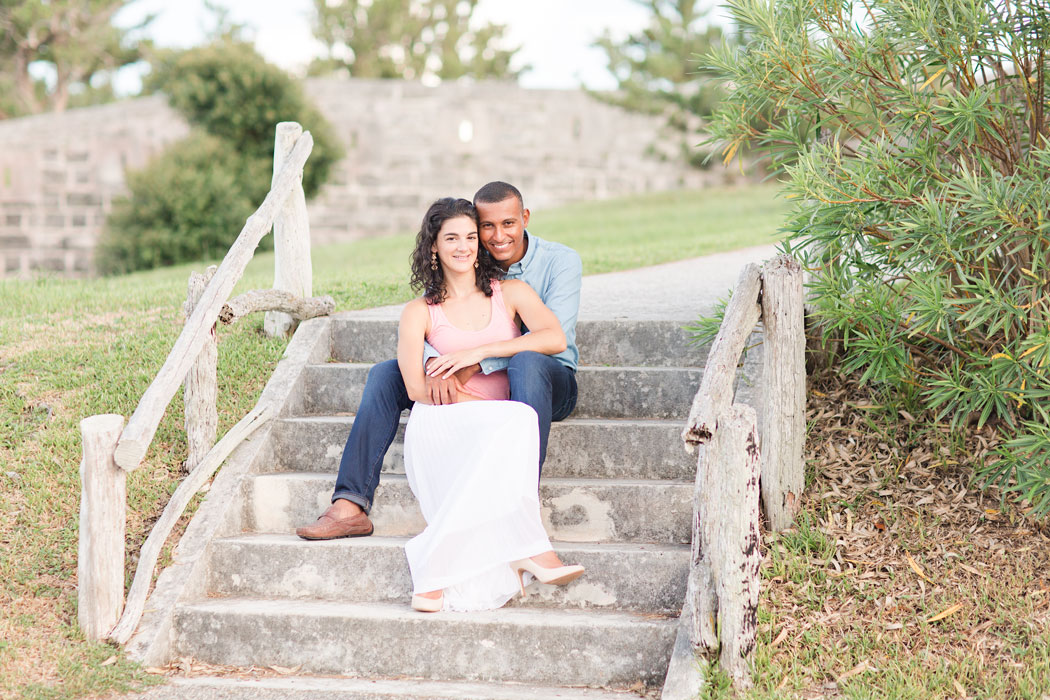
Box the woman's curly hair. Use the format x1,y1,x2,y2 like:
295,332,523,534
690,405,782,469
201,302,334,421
409,197,503,304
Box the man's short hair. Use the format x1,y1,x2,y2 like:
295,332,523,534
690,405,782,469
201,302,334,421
474,181,524,210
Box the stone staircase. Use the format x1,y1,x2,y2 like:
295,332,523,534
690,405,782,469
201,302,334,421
151,313,711,697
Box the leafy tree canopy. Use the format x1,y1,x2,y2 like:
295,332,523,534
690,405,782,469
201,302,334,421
100,39,344,274
595,0,727,167
0,0,151,118
309,0,524,81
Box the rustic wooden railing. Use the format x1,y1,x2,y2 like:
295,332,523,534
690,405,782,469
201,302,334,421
77,122,334,644
679,254,805,688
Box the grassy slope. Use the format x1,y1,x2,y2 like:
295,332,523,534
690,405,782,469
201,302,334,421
0,184,787,698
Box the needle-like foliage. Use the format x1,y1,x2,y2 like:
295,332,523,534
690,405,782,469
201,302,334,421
705,0,1050,515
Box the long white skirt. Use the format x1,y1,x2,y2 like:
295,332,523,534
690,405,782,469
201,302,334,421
403,400,552,612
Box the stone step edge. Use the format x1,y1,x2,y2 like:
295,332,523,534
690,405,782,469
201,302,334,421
160,676,644,700
178,597,677,627
313,362,700,372
213,532,688,554
276,415,687,428
255,472,692,488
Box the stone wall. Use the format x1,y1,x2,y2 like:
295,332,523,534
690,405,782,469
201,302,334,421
0,78,713,278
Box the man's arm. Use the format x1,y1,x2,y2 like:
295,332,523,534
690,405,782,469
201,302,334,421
478,249,582,375
423,342,464,404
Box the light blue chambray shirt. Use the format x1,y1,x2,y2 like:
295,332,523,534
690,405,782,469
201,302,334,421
424,231,581,373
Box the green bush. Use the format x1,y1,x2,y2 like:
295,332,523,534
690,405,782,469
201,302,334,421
100,40,342,274
146,40,342,198
705,1,1050,514
96,131,260,275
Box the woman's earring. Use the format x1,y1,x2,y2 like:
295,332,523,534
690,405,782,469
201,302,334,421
430,252,437,271
474,259,479,269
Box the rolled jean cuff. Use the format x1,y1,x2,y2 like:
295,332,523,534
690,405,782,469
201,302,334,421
332,489,371,514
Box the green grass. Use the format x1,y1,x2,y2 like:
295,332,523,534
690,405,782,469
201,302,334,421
0,184,786,697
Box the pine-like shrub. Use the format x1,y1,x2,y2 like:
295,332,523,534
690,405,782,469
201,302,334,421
706,1,1050,514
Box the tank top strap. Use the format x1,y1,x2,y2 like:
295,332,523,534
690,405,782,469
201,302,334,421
490,279,513,323
427,298,449,330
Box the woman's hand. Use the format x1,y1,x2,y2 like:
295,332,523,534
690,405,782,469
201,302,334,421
427,347,488,379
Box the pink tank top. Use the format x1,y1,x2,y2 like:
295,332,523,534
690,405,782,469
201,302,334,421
426,279,520,400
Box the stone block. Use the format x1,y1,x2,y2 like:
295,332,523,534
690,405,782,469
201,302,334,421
173,598,675,686
329,317,708,368
206,534,687,613
244,473,692,544
300,362,701,420
66,192,100,206
268,415,695,481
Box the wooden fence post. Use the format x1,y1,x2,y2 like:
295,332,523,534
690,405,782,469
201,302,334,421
77,414,126,640
702,404,762,687
183,266,218,473
264,121,312,338
760,254,806,531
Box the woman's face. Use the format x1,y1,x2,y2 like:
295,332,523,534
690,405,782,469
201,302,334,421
431,215,478,274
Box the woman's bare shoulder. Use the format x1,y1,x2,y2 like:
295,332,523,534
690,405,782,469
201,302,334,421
400,297,430,322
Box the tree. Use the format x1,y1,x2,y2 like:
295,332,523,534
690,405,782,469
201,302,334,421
594,0,727,167
309,0,523,81
0,0,151,118
705,0,1050,515
99,40,344,274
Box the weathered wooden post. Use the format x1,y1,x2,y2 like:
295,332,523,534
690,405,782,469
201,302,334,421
183,266,218,473
703,404,762,686
760,255,806,531
77,414,126,640
264,121,312,338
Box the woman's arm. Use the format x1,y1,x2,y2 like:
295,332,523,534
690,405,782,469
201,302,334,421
397,299,435,403
427,280,567,378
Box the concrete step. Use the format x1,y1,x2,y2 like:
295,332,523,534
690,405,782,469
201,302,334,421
299,364,701,420
244,473,692,544
269,416,695,480
172,598,675,687
134,676,645,700
331,317,708,368
206,534,687,613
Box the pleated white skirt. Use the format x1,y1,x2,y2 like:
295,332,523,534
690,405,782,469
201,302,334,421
403,400,552,611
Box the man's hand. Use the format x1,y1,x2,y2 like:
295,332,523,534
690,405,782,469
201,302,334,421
427,349,487,379
453,363,481,385
424,358,465,404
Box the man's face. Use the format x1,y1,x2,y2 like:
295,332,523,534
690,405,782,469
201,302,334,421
477,197,530,268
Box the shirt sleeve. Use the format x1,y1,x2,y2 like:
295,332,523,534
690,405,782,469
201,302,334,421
478,248,582,375
541,249,583,356
422,340,440,368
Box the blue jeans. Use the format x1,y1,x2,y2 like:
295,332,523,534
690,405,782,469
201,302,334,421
331,352,577,513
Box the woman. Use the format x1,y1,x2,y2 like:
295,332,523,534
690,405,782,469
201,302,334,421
397,197,584,613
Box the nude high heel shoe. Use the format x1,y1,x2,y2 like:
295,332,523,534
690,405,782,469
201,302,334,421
411,592,443,612
511,558,585,598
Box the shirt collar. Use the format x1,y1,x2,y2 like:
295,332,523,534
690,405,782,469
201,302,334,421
507,231,535,274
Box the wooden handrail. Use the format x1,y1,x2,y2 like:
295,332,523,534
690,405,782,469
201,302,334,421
669,254,805,694
108,403,273,644
113,131,314,472
681,263,761,450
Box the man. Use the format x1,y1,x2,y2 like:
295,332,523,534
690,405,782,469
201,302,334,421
296,182,582,540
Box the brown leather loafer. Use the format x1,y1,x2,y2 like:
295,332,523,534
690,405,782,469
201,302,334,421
295,505,374,540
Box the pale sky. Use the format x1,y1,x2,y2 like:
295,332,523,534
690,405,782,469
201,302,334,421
109,0,702,93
